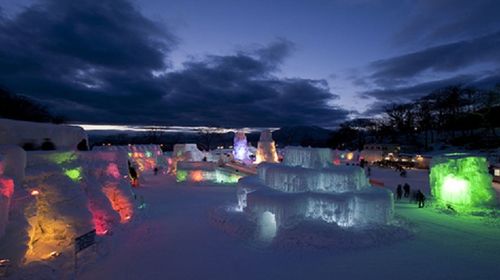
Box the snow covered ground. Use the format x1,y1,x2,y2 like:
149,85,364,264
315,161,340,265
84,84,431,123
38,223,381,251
73,168,500,280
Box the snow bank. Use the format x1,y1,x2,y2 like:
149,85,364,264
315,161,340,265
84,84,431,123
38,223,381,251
0,118,88,150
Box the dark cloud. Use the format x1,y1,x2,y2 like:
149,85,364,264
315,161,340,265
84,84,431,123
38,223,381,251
355,0,500,116
159,47,347,127
393,0,500,46
0,0,347,127
370,31,500,86
360,74,477,102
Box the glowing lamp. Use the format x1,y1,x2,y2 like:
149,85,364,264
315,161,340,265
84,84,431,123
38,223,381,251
30,190,40,196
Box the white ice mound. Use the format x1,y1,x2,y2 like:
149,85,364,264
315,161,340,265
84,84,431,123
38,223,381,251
258,163,369,193
282,146,333,169
238,147,393,231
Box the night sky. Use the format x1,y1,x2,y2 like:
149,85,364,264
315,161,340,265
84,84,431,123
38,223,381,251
1,0,499,127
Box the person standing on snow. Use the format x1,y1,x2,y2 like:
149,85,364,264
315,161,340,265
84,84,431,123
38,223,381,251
396,184,403,200
417,190,425,208
403,183,410,198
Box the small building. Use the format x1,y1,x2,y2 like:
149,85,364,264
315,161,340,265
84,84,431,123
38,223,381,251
493,164,500,183
360,143,400,163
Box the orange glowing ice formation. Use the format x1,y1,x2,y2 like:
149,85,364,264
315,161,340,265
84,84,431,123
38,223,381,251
191,170,204,182
102,184,133,223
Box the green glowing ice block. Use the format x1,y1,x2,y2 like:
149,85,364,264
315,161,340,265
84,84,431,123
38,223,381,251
430,155,494,209
176,170,187,182
64,167,82,182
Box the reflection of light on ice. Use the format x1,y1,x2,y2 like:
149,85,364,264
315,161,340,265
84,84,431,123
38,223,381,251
258,211,277,242
442,175,470,205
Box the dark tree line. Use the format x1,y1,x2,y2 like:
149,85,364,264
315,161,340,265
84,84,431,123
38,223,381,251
329,85,500,151
0,87,64,123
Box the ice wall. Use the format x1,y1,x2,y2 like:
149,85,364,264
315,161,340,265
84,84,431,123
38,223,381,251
0,145,25,240
0,118,87,150
0,145,26,182
0,156,15,239
282,146,333,168
23,152,93,262
257,163,370,193
79,151,132,233
254,130,278,164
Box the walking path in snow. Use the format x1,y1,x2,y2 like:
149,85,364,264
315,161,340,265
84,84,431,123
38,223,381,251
76,171,500,280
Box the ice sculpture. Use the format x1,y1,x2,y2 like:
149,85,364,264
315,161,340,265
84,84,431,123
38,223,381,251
233,132,250,163
237,147,393,239
176,161,242,184
430,154,494,210
94,144,164,172
254,130,278,164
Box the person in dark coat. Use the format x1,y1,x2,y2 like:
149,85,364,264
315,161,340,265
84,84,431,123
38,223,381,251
396,184,403,200
128,160,138,187
417,190,425,208
403,183,410,198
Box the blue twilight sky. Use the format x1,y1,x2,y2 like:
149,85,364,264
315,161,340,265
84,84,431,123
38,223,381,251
1,0,499,127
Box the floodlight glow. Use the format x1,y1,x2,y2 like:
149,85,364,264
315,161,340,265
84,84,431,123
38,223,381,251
441,175,470,205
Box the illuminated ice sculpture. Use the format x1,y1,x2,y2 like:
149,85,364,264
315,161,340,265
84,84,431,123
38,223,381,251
233,131,250,163
254,130,278,164
430,154,494,210
237,146,393,240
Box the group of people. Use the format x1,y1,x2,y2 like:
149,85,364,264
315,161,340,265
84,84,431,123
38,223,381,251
395,165,407,177
396,183,426,208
